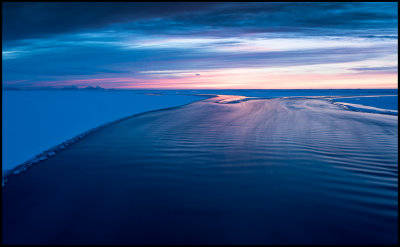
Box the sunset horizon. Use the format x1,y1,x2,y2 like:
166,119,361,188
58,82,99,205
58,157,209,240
2,2,398,245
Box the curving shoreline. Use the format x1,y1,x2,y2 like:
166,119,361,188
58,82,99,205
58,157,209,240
2,94,215,187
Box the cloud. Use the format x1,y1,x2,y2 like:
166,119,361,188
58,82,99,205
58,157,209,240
3,2,397,41
2,2,224,41
350,66,398,72
2,2,398,89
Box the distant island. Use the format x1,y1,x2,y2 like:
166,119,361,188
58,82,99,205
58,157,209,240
2,85,106,91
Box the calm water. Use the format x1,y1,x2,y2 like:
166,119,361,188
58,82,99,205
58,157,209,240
2,95,398,244
332,95,398,112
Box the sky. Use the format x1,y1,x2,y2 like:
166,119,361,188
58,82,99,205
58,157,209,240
2,2,398,89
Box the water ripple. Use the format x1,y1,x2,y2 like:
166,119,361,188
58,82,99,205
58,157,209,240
3,96,398,244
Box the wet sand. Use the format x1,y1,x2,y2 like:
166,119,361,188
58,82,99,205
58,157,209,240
2,96,398,244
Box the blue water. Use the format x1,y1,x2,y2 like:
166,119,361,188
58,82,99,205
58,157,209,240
332,95,398,111
141,88,398,114
2,90,206,172
3,94,397,244
135,88,398,98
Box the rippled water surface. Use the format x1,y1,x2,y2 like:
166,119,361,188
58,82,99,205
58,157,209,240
2,96,398,244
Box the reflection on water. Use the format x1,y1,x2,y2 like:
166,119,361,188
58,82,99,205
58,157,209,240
3,96,398,244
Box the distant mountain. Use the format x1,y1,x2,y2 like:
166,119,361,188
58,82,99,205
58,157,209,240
2,85,107,91
2,86,23,91
61,85,79,90
81,86,105,90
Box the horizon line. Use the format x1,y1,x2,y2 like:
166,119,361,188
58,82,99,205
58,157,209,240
2,87,398,91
